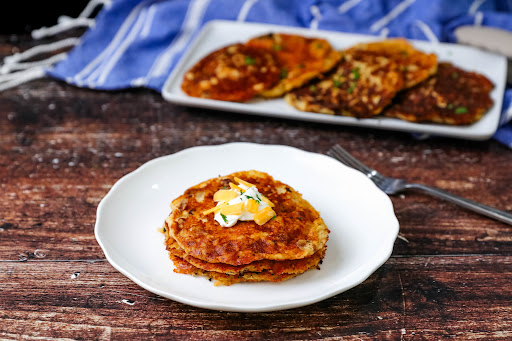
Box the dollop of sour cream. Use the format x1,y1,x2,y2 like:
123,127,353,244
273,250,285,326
214,184,270,227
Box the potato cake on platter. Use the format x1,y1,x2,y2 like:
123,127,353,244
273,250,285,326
181,43,281,102
347,38,437,89
246,33,341,97
285,50,403,118
384,62,494,125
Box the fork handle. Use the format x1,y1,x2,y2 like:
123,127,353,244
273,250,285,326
406,183,512,225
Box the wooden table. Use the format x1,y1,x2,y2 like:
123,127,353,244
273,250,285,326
2,36,512,340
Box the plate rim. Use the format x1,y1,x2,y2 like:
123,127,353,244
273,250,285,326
94,142,400,312
162,19,506,141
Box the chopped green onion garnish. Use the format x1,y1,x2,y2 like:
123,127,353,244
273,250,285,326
333,79,342,88
455,107,468,114
273,45,282,51
309,85,317,92
220,213,228,223
346,82,356,94
447,103,453,110
280,69,288,79
451,72,459,79
245,56,256,65
351,68,360,80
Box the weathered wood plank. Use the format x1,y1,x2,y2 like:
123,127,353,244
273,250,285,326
1,256,511,339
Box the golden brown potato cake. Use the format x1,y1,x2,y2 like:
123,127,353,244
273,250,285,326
181,43,280,102
167,170,329,266
246,33,341,97
348,38,437,89
169,254,302,286
285,50,403,118
164,232,326,276
384,62,494,125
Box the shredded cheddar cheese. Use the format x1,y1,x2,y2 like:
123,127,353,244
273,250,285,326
203,177,278,227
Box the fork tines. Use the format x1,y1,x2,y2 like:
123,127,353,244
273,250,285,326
327,144,373,175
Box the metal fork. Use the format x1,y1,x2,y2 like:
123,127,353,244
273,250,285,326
328,144,512,226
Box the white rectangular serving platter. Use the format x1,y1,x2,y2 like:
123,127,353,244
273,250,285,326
162,20,507,140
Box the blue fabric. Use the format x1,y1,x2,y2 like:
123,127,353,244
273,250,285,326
48,0,512,146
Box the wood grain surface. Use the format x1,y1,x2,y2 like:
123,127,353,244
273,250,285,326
1,35,512,340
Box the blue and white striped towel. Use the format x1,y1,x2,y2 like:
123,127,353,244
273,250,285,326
9,0,512,146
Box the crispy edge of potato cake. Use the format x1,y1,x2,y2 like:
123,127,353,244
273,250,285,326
169,253,305,286
181,43,281,102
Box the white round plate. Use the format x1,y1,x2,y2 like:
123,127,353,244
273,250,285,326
95,143,399,312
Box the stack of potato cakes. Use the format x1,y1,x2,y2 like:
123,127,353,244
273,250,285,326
163,170,329,286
